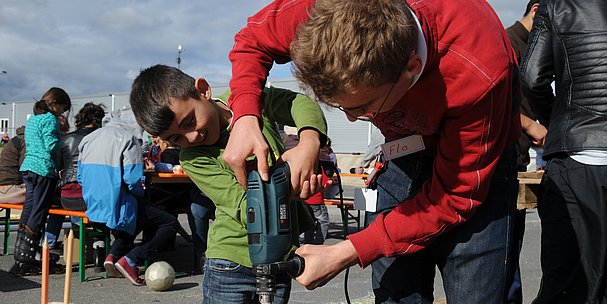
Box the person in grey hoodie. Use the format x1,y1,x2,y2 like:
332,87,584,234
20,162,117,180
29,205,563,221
78,107,179,286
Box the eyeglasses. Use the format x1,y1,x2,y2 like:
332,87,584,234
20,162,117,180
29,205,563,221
327,71,401,122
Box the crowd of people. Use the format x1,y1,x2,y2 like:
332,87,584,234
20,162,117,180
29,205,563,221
1,0,606,303
0,92,217,283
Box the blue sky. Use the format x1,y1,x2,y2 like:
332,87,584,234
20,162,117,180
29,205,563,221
0,0,529,103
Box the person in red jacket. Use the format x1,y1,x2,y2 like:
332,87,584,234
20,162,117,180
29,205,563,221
225,0,521,302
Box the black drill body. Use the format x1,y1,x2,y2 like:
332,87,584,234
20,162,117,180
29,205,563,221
246,163,304,303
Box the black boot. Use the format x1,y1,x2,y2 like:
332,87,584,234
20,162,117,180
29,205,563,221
14,225,40,264
10,261,42,276
13,225,23,253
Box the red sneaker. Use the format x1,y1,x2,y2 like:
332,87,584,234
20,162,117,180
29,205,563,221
103,254,122,278
115,257,145,286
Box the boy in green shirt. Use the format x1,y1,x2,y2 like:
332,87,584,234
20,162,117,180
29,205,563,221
129,64,327,303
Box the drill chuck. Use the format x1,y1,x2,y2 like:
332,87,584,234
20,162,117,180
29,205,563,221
254,255,305,304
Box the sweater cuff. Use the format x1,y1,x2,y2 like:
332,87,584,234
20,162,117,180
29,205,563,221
347,224,385,268
230,93,264,125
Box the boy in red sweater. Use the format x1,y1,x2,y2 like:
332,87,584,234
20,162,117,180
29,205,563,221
224,0,521,302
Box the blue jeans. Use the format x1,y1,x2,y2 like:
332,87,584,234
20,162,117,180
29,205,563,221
188,191,215,261
367,147,517,303
44,214,65,248
202,258,291,304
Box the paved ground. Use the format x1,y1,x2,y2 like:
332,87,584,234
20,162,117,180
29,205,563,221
0,205,542,304
0,208,375,304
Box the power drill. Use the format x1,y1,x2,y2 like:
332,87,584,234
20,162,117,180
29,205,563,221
246,163,305,304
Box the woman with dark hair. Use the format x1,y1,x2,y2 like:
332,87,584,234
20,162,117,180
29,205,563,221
57,102,107,271
14,87,72,274
58,102,105,211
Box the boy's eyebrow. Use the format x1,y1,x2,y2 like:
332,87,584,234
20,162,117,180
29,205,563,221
165,108,194,143
177,108,197,130
177,111,191,129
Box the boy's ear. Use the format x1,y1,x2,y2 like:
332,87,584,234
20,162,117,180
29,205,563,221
194,78,213,100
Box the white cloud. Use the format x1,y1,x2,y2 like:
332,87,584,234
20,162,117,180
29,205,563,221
0,0,529,103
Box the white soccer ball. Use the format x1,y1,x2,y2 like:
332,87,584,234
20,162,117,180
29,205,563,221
145,261,175,291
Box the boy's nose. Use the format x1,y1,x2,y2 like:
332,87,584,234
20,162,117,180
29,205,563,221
185,131,199,144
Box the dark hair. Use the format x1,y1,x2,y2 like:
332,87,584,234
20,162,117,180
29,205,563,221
129,64,200,136
57,115,70,134
524,0,540,16
34,87,72,115
75,102,106,129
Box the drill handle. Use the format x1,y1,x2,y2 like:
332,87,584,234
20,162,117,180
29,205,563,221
284,254,305,277
253,254,305,277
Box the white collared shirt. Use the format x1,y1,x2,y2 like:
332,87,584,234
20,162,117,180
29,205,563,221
409,8,427,89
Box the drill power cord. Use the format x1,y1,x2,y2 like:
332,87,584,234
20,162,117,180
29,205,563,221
334,169,352,304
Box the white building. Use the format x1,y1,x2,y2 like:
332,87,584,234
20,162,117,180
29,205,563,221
0,79,381,154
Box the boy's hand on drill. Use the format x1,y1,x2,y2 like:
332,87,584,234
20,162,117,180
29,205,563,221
279,129,322,199
223,116,269,188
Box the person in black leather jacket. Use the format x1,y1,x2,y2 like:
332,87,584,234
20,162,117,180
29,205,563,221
520,1,607,303
57,102,106,210
57,102,106,271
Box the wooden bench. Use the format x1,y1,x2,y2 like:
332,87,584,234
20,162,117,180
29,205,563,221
517,171,544,210
324,198,354,209
324,197,361,238
0,202,109,282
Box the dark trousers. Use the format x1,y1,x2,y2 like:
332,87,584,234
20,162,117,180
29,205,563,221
507,208,526,304
20,171,56,233
109,201,179,265
533,157,607,303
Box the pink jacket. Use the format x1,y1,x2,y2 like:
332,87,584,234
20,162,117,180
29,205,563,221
229,0,520,267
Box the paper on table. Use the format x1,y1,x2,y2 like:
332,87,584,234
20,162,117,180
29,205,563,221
354,188,378,212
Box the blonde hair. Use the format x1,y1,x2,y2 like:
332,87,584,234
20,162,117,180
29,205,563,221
291,0,417,103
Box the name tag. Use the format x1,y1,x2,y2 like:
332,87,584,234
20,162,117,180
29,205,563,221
381,135,425,161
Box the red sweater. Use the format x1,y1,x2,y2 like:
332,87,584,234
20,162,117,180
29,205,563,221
229,0,520,267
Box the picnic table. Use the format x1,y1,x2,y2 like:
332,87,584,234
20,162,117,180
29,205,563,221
517,171,544,210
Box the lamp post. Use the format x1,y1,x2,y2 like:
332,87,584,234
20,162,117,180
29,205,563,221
177,44,184,70
11,102,15,137
109,94,115,111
